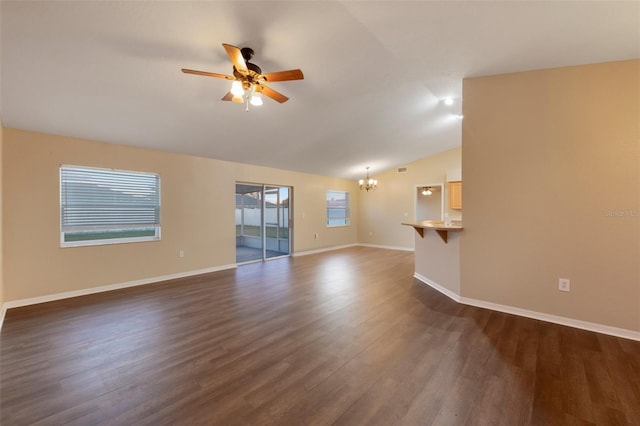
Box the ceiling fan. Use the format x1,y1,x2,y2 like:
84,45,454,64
182,43,304,108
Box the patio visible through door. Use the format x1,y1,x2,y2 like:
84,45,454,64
235,183,291,263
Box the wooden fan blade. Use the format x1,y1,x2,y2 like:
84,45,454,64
258,84,289,103
182,68,233,79
222,43,248,73
222,92,244,104
262,69,304,82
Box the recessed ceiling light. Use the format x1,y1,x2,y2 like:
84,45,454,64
443,98,454,106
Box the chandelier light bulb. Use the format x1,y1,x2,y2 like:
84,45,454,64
359,167,378,191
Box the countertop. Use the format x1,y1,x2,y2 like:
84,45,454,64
401,221,463,243
401,220,463,230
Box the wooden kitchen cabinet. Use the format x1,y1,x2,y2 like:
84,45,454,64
449,181,462,210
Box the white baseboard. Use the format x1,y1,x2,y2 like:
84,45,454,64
358,243,414,252
2,244,396,327
414,273,461,302
9,251,634,342
0,307,5,333
292,243,358,257
1,245,373,328
413,273,640,342
293,243,412,257
0,264,237,323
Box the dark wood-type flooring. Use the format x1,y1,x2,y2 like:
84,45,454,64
1,247,639,425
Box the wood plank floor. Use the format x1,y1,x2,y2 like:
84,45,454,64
1,247,639,425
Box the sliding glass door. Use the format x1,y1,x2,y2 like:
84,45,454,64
235,184,263,263
264,186,290,259
235,183,291,263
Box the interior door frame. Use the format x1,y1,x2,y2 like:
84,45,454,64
414,182,445,222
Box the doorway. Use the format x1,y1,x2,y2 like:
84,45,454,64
235,183,291,263
415,183,444,222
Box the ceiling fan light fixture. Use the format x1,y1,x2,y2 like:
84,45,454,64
230,80,244,97
182,43,304,108
250,96,262,106
250,87,263,106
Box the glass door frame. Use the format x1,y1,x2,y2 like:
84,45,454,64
235,182,292,263
263,185,291,260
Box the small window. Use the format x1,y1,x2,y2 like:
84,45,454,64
60,165,161,247
326,190,350,227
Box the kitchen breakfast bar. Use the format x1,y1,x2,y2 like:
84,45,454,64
402,221,463,298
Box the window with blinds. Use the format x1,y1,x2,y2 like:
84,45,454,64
326,190,350,227
60,165,161,247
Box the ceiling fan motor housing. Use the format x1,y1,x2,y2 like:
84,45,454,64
240,47,254,61
233,47,262,80
233,64,262,81
246,62,262,75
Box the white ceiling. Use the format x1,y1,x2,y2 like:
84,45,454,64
1,1,638,180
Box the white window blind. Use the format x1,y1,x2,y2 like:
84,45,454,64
60,165,160,246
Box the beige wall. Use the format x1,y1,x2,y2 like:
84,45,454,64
3,128,358,302
461,60,640,331
358,148,462,250
1,123,4,311
415,232,461,295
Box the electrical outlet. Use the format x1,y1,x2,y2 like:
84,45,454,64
558,278,570,292
179,249,185,258
314,233,318,239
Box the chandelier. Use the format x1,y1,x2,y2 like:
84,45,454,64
359,167,378,191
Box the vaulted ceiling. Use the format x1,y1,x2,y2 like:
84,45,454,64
1,1,638,179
